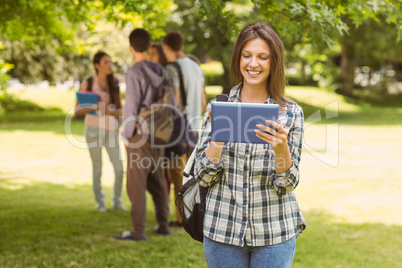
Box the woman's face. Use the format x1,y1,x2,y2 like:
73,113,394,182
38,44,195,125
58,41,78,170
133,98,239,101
95,55,113,75
149,47,160,65
240,38,271,89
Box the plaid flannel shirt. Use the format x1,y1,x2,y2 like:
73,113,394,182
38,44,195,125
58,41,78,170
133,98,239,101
194,86,306,247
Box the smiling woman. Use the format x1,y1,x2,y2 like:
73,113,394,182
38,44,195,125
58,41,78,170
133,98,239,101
195,23,305,268
230,23,288,106
240,38,271,92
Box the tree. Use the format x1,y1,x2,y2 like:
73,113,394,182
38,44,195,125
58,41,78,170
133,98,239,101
2,0,401,96
0,0,172,45
163,0,352,93
270,1,402,96
0,0,174,86
164,1,258,92
257,0,402,96
337,0,402,96
164,0,401,96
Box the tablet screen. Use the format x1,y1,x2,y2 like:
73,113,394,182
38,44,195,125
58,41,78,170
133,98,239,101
211,102,279,144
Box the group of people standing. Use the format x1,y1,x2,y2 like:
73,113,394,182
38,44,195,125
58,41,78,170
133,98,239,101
76,23,306,268
75,29,205,239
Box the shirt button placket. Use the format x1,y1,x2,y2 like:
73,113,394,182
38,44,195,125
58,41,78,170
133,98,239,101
242,145,250,243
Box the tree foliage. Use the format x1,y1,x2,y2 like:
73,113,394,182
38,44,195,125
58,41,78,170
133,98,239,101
0,0,90,45
163,0,401,94
0,0,173,45
163,1,260,91
337,0,402,95
1,0,401,96
0,0,174,85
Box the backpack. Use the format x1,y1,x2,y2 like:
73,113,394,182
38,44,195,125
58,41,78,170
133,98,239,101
175,148,208,243
175,94,229,243
164,61,197,157
136,67,176,146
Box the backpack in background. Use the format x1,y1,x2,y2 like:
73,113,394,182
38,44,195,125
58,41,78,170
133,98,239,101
164,62,198,157
136,68,176,146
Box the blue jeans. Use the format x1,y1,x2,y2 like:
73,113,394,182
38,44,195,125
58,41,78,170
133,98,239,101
85,126,124,207
203,235,296,268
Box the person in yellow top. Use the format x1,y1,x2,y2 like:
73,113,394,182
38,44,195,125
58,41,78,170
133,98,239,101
75,51,126,212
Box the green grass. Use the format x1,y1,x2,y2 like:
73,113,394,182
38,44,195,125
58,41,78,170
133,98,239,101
286,86,402,126
1,86,401,267
0,183,205,268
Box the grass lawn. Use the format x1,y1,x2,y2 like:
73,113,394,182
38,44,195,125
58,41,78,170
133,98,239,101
1,86,401,267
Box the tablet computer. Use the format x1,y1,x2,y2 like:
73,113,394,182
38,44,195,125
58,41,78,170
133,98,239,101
211,102,279,144
76,92,100,115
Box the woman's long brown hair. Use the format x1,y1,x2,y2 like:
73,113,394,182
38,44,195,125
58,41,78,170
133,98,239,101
151,43,168,67
230,23,290,106
93,51,121,109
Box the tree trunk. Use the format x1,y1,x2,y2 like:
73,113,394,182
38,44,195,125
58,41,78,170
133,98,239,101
222,65,231,94
300,59,306,86
339,41,356,97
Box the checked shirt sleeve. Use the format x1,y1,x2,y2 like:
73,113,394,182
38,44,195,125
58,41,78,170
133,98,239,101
269,104,304,195
194,102,224,187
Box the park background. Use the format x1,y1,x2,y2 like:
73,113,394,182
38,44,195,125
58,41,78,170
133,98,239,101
0,0,401,267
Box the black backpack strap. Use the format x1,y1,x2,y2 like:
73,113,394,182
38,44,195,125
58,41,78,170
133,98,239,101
138,68,151,103
167,61,187,108
216,94,229,102
86,76,93,91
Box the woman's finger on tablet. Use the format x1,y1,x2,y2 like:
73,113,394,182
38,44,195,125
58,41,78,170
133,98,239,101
255,124,275,135
266,120,287,135
276,120,287,134
256,127,288,150
256,132,285,151
255,130,270,143
255,130,276,142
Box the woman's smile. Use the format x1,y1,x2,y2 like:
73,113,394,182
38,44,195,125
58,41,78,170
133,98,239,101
247,70,263,77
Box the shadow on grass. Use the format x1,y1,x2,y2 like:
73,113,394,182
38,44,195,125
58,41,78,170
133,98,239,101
0,111,85,136
0,181,401,267
1,110,67,123
341,88,402,108
0,93,63,113
0,92,85,135
0,181,206,268
293,100,402,126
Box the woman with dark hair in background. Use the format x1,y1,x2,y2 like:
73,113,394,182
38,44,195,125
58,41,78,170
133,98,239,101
149,43,168,67
75,51,126,212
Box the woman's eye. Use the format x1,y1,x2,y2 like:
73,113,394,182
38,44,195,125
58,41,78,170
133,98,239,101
242,55,250,58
